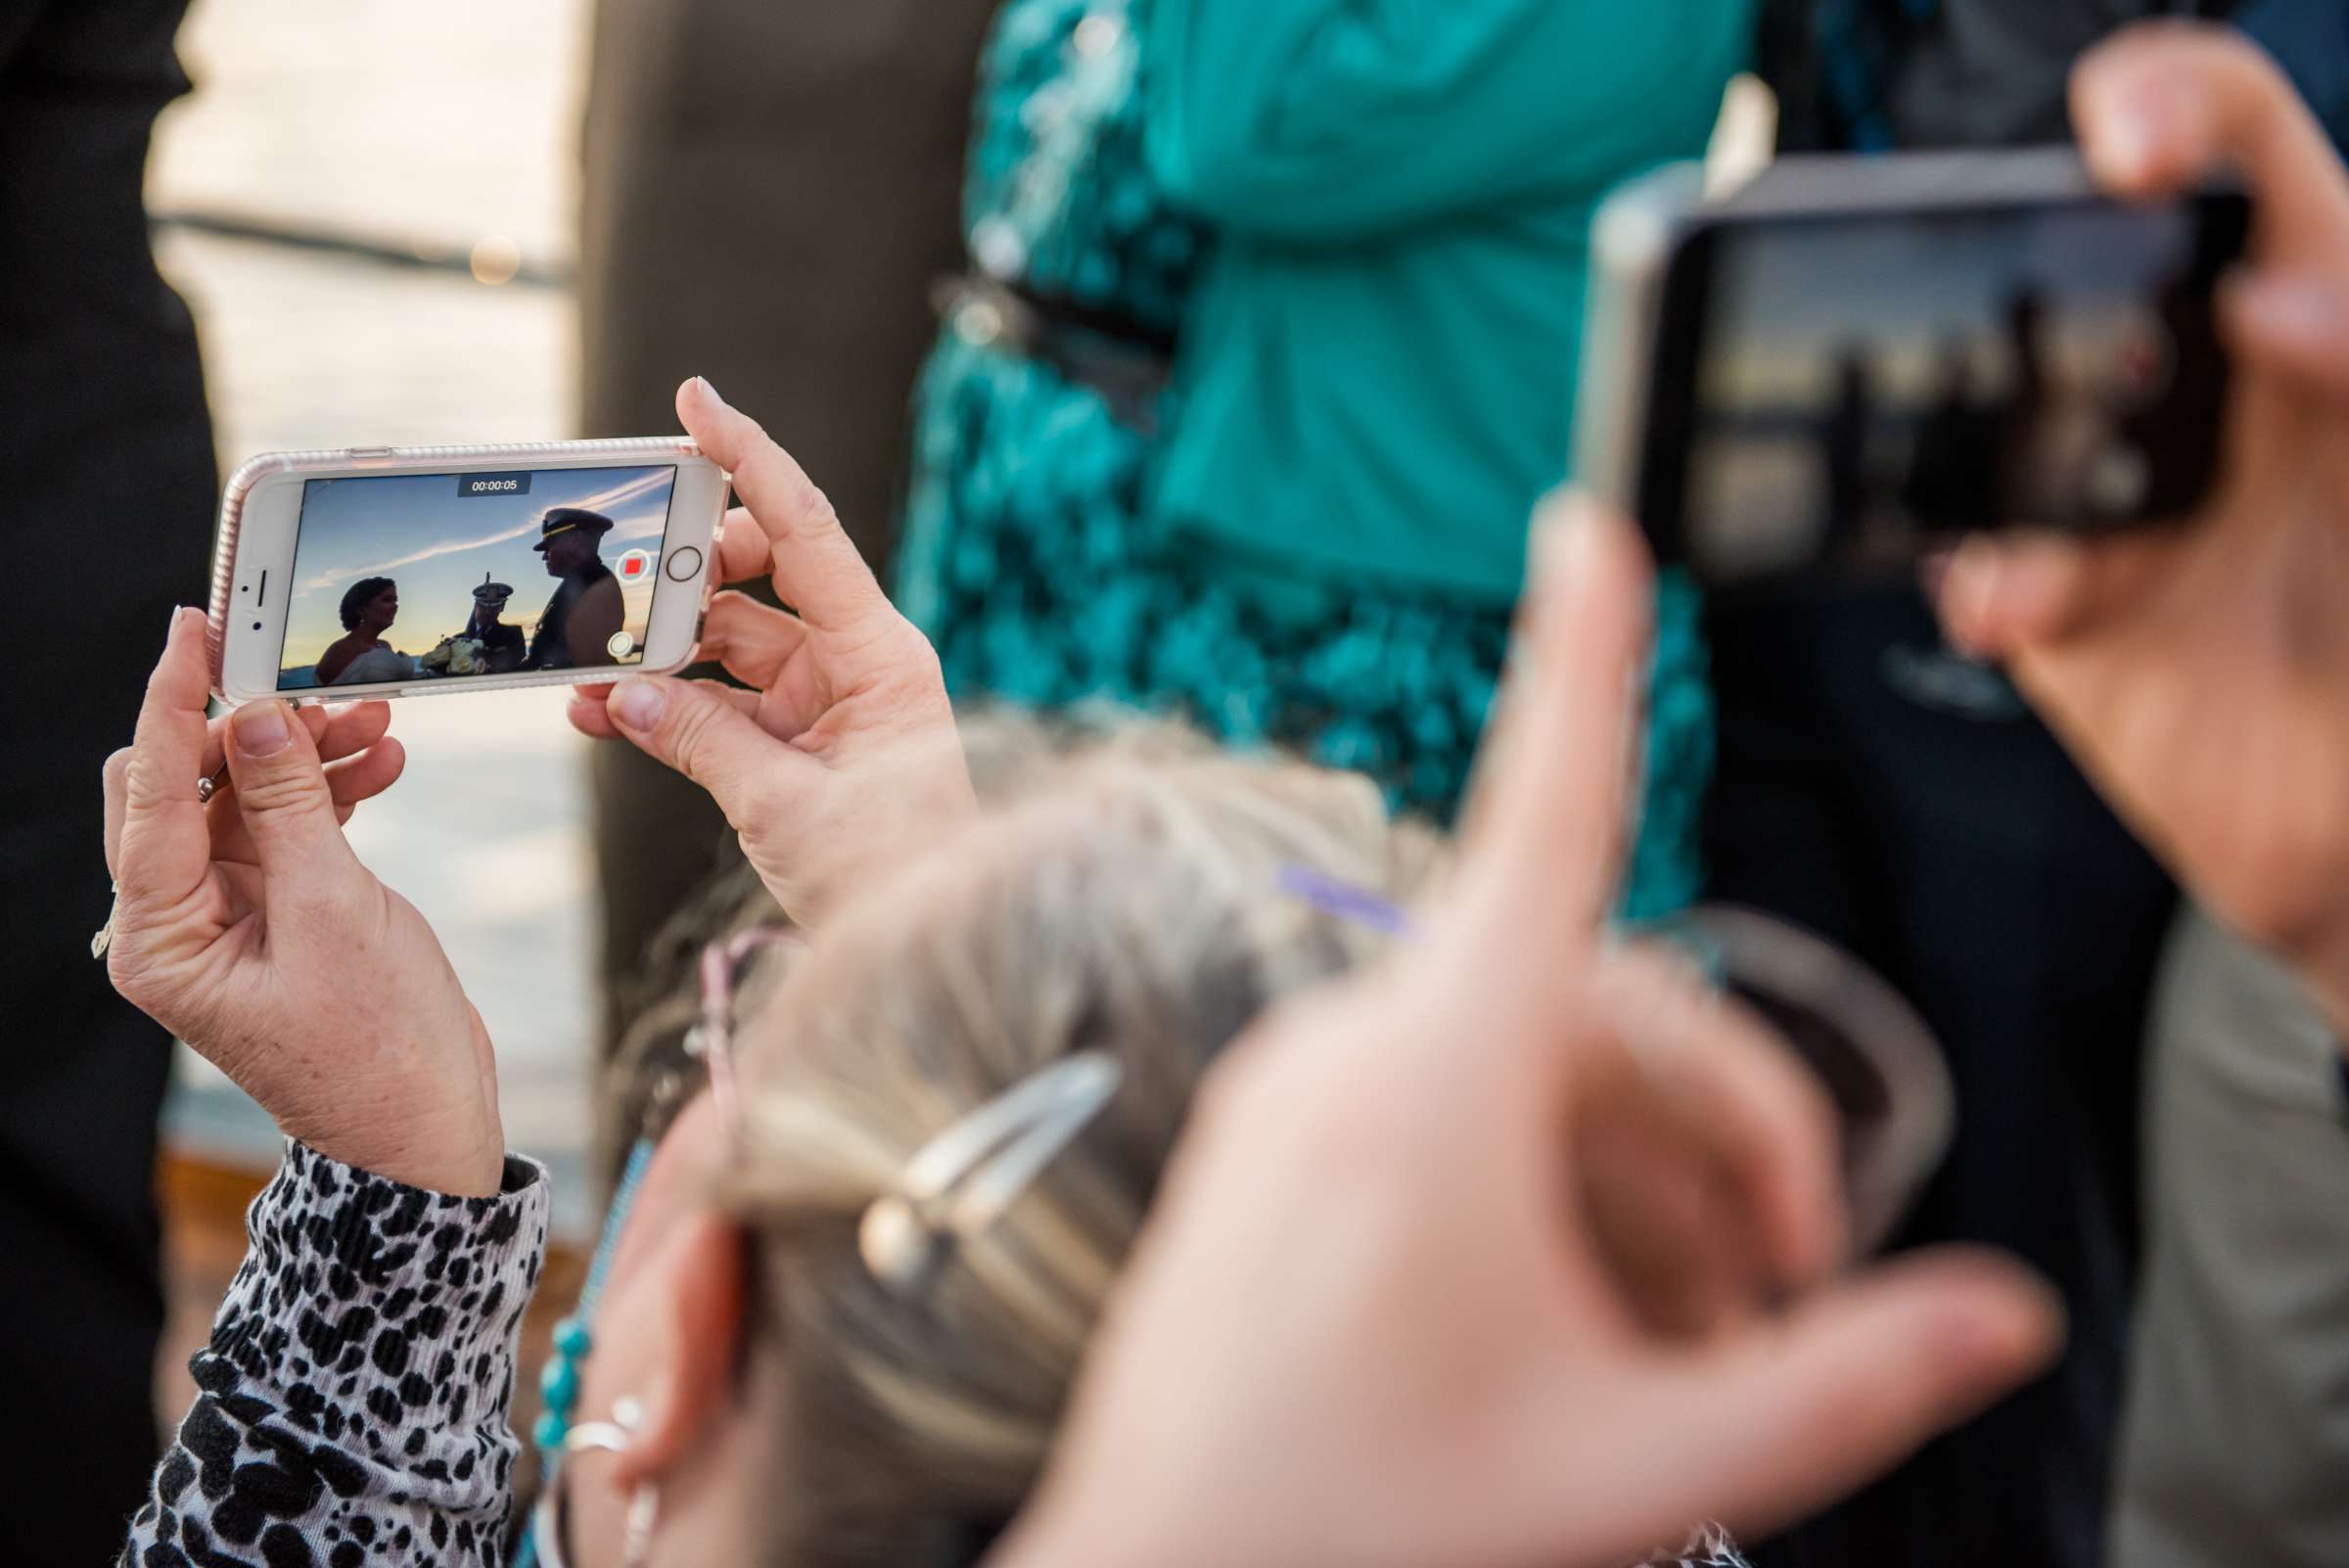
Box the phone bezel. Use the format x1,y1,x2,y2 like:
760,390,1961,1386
216,443,726,704
1635,223,1716,574
1630,173,2252,584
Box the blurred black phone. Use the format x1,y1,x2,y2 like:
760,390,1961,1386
1575,150,2251,589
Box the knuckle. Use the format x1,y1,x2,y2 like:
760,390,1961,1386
841,615,934,680
107,939,176,1015
793,484,844,537
142,651,178,698
2206,23,2277,82
283,876,368,936
901,624,947,683
121,753,187,813
2228,820,2348,950
663,693,726,779
233,765,331,818
104,945,142,1002
728,782,789,847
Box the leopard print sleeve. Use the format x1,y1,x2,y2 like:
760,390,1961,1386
122,1138,552,1568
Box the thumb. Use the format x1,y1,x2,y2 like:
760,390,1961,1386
1650,1247,2062,1540
607,675,805,829
2228,273,2349,400
224,699,361,899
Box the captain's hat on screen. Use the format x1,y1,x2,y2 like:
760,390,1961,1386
533,507,615,551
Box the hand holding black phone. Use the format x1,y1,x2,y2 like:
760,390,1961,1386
1576,149,2251,589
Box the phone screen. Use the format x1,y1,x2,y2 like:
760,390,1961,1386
1644,192,2249,586
277,463,681,691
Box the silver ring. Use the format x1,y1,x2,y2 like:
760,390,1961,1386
93,766,233,959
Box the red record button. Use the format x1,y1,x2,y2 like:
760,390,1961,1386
616,548,654,582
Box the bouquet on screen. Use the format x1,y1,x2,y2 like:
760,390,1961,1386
419,635,487,676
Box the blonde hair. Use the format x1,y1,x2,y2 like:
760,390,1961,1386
714,731,1442,1565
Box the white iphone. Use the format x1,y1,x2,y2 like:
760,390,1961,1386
207,438,727,704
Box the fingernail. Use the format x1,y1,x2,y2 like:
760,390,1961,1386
611,680,666,731
231,701,292,757
692,375,717,402
1530,489,1598,587
2087,71,2176,188
165,606,185,641
2098,110,2155,184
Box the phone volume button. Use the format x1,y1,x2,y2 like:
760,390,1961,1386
350,445,393,458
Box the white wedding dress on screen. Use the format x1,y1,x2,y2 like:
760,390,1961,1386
327,645,417,686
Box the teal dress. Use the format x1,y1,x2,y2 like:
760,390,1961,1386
898,0,1743,918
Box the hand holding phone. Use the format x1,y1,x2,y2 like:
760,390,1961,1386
566,378,979,930
208,437,727,703
1937,23,2349,1033
104,613,504,1197
1577,146,2250,589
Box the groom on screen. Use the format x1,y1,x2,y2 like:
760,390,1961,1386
523,506,624,671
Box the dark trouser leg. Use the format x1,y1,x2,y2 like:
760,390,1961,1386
1707,584,2174,1568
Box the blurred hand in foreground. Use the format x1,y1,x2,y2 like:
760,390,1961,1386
571,377,976,928
1940,22,2349,1029
104,613,503,1196
1003,499,2061,1568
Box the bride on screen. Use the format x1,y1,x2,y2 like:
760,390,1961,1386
314,576,418,686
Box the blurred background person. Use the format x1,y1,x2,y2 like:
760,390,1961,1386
576,0,1001,1165
2112,911,2349,1568
1728,6,2344,1567
0,1,217,1556
896,0,1749,915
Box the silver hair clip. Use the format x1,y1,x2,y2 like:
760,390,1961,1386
858,1050,1124,1294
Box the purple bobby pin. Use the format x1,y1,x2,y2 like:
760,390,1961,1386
1276,863,1421,939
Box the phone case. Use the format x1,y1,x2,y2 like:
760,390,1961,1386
207,437,715,704
1573,151,2157,516
1573,162,1706,517
1572,151,2245,582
